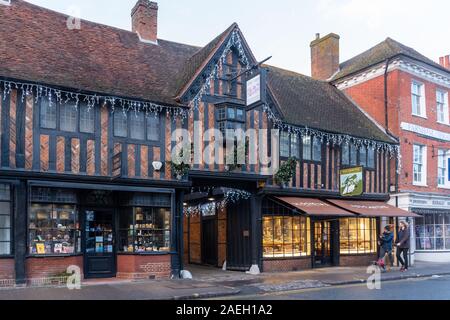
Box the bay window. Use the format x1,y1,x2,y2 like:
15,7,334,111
340,218,377,254
0,184,11,255
216,105,245,136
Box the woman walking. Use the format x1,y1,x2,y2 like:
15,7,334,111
379,225,394,271
396,221,410,272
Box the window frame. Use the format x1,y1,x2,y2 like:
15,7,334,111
0,184,12,256
411,80,426,118
79,103,95,134
39,97,57,130
437,149,449,188
59,102,78,133
339,218,377,255
413,144,427,186
415,213,450,251
216,105,246,137
436,89,449,125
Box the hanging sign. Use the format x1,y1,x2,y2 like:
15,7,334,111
246,69,267,107
340,167,363,197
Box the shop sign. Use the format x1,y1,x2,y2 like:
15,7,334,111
400,122,450,141
246,74,261,106
340,167,363,197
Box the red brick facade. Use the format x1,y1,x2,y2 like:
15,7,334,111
342,68,450,194
26,256,83,279
117,254,171,280
340,254,377,267
0,259,15,281
263,258,312,272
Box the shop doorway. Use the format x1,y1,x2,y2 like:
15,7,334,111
201,215,218,266
83,209,116,278
313,221,332,267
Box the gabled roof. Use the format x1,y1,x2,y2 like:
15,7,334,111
266,65,394,143
0,0,200,105
332,37,448,81
1,0,394,143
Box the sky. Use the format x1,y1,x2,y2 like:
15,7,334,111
26,0,450,76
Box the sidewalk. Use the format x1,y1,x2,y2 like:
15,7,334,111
0,261,449,300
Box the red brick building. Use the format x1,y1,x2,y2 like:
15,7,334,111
311,34,450,263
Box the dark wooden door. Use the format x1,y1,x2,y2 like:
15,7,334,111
226,200,252,271
202,217,218,266
83,209,116,278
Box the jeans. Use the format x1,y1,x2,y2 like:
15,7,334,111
396,248,409,269
380,248,393,266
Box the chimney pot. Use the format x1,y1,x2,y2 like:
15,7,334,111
131,0,158,44
310,33,340,80
439,55,450,70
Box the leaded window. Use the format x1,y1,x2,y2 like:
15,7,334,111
114,112,128,138
40,98,57,129
0,184,11,255
147,116,160,141
60,103,77,132
130,112,145,140
79,103,95,133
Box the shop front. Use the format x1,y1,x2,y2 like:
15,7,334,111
15,180,183,283
260,196,417,272
391,192,450,263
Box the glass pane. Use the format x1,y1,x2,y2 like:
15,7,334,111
367,148,375,168
360,147,367,167
342,144,350,165
0,202,9,216
350,145,357,166
114,112,128,137
147,116,160,141
40,98,57,129
313,138,322,161
236,108,244,121
227,107,236,119
446,238,450,250
436,238,444,250
280,132,290,158
0,242,10,255
416,238,425,250
60,103,77,132
0,184,10,201
0,229,10,242
291,135,300,159
273,217,283,257
130,112,145,140
302,136,311,160
262,217,273,258
0,215,10,229
79,103,95,133
435,225,444,238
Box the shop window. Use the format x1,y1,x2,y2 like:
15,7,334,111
130,112,145,140
28,188,80,255
60,102,77,132
40,98,57,129
339,218,377,254
119,207,171,253
415,213,450,251
79,103,95,133
262,199,311,258
147,116,160,141
0,184,11,255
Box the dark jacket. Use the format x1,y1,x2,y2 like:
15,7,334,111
397,227,410,249
380,231,394,251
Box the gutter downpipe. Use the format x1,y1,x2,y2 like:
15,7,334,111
384,58,400,193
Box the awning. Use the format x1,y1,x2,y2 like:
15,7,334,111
327,200,421,218
275,197,356,217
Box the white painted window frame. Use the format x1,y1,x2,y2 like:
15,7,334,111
411,80,427,118
413,144,427,186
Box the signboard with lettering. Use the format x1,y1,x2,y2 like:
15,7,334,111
340,167,363,197
246,74,261,106
112,152,122,179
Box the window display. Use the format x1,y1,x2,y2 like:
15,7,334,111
415,213,450,251
29,203,80,255
263,216,311,258
0,184,11,255
119,207,171,253
340,218,377,254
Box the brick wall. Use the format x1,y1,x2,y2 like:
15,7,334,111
117,254,171,280
263,258,312,272
0,259,15,280
340,254,377,267
26,256,83,279
343,68,450,194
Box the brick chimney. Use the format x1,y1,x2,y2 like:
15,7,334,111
131,0,158,44
310,33,340,80
439,55,450,70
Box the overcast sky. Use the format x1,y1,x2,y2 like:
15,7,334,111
26,0,450,75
